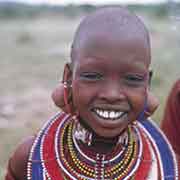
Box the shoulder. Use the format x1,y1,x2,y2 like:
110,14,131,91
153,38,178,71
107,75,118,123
8,136,35,180
6,113,68,180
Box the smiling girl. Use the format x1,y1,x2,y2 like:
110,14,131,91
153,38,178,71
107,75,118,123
6,7,178,180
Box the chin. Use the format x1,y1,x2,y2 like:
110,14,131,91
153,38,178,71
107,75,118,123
95,128,124,138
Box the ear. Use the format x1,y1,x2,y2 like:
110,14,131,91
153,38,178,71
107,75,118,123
62,63,74,114
63,63,72,85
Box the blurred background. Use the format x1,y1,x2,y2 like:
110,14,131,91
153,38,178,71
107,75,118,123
0,0,180,178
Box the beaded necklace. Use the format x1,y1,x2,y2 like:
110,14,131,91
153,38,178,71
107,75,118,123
58,121,139,180
27,112,178,180
50,115,151,180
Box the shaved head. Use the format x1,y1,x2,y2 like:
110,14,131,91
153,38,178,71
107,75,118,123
71,6,151,64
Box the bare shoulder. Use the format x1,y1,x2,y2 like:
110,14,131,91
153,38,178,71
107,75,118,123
9,136,35,180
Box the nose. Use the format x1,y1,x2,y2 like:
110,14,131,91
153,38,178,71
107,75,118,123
99,82,126,103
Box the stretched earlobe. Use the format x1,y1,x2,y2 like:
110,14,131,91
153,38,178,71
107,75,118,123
146,91,159,116
51,83,65,108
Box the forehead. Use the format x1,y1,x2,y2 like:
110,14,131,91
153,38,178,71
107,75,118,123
73,30,150,70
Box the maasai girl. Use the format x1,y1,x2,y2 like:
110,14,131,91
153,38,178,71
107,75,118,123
6,7,178,180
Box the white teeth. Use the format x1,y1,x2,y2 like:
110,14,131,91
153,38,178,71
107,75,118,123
110,111,115,118
94,109,125,120
99,111,103,117
104,111,108,118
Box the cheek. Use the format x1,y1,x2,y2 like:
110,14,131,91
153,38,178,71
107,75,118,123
71,81,97,110
72,85,82,109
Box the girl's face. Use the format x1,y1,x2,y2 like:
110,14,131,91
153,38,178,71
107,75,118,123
69,34,150,138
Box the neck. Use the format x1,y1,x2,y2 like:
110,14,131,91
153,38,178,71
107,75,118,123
90,135,119,154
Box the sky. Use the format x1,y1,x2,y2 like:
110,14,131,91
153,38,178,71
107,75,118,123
1,0,179,5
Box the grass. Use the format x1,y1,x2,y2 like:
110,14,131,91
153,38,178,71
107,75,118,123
0,11,180,179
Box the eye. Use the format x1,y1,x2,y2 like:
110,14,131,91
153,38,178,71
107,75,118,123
80,72,103,81
124,74,145,86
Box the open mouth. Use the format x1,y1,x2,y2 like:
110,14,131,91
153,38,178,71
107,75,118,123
93,108,127,120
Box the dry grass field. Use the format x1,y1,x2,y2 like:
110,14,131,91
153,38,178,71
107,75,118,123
0,7,180,179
